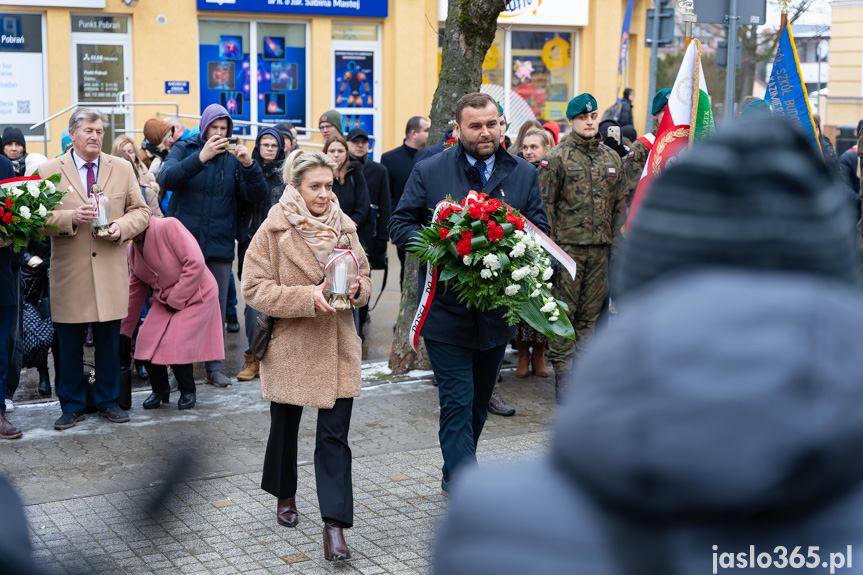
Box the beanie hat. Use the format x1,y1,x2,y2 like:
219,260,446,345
319,110,343,133
60,130,72,154
651,88,672,115
617,117,858,299
2,127,26,151
741,99,773,118
143,119,173,146
542,121,560,146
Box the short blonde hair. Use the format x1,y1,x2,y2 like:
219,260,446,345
282,149,337,187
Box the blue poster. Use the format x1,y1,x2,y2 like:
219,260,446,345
257,46,307,129
334,50,373,111
200,40,251,135
197,0,387,17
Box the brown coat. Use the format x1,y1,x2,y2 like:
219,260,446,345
39,151,151,323
241,204,371,409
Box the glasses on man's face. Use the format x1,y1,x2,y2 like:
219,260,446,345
260,143,279,149
320,123,334,131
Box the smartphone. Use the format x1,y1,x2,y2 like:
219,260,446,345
225,136,238,151
607,126,621,145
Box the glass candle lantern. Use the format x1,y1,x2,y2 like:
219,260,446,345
324,234,358,310
89,185,111,237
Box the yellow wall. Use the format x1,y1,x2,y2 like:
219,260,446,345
6,0,654,155
823,1,863,128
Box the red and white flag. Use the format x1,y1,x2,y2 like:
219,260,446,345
626,39,714,230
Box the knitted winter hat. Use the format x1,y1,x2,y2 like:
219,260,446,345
319,110,343,133
2,127,25,150
143,118,173,146
617,116,858,299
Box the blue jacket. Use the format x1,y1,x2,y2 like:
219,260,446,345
161,135,267,261
388,143,549,350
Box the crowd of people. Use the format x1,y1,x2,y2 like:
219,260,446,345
1,88,861,564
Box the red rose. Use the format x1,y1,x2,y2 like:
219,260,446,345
460,230,473,240
4,198,11,209
487,221,504,242
456,239,472,257
481,211,489,221
479,192,489,199
467,205,483,220
438,228,449,240
506,211,525,231
483,199,502,212
2,212,13,224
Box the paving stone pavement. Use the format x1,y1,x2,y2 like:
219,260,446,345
4,354,557,574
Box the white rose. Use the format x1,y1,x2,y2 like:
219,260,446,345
509,242,526,258
19,206,31,219
530,266,539,277
37,204,47,217
10,187,24,197
540,302,557,313
480,269,492,280
513,230,525,238
45,180,56,192
542,267,554,281
511,266,531,281
27,181,40,198
463,256,471,265
504,284,520,297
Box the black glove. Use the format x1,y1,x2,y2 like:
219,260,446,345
166,304,179,314
603,137,629,158
549,257,561,285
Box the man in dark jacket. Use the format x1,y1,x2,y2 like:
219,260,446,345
389,93,549,495
839,120,862,217
346,127,391,332
435,117,863,574
382,115,430,287
0,154,22,439
161,104,266,387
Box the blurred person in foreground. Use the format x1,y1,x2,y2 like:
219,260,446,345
242,150,371,562
434,117,863,574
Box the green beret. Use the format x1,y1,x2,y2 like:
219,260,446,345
566,93,598,119
741,99,772,118
651,88,672,115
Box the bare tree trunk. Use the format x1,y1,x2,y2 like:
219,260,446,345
387,0,506,375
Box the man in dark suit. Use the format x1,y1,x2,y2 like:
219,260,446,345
346,128,391,333
389,93,549,495
381,115,429,287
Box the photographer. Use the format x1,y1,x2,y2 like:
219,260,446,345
160,104,267,388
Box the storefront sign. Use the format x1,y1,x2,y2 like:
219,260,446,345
3,0,105,6
197,0,388,18
71,15,128,34
165,81,189,94
438,0,589,27
0,14,45,135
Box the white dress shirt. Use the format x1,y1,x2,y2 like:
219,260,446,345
71,150,100,195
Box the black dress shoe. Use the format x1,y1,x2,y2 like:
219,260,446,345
178,391,196,410
136,363,150,381
54,412,85,430
37,366,51,396
226,313,240,333
143,391,170,409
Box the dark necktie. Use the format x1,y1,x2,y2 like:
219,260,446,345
84,162,96,196
478,162,488,188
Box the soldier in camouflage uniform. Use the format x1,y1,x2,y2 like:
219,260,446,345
538,93,626,402
623,89,671,201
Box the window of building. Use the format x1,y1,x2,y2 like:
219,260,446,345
0,12,48,138
199,20,308,137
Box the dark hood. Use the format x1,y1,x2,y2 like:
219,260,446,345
554,269,863,521
252,127,285,170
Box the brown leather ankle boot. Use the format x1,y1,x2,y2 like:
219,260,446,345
0,414,22,440
531,342,549,377
515,342,530,378
323,520,351,560
276,497,298,527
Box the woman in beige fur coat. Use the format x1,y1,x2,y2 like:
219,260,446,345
241,150,371,562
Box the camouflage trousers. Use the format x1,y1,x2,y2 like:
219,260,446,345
548,244,610,375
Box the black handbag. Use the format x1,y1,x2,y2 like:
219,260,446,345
21,274,53,369
250,313,275,361
83,361,133,412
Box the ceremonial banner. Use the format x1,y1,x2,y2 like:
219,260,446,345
626,38,714,230
616,0,635,99
765,24,821,154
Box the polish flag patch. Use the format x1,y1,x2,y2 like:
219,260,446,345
608,167,616,174
540,159,548,167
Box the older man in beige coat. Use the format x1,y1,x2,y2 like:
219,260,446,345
40,108,150,430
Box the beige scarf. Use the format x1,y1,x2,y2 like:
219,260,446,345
279,183,342,267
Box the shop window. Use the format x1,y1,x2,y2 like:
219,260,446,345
510,31,574,130
199,20,307,137
0,13,47,137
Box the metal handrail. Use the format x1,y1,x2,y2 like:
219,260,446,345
29,101,180,156
157,112,376,142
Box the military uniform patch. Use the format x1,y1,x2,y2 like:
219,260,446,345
540,159,549,167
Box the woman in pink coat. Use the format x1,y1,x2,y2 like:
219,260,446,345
120,216,224,409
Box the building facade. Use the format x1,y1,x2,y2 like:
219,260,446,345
0,0,652,158
822,0,863,128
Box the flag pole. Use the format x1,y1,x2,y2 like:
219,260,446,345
680,0,696,51
779,0,789,29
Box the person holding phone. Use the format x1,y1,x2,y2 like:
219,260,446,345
160,103,267,388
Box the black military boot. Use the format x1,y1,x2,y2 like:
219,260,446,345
37,365,52,397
